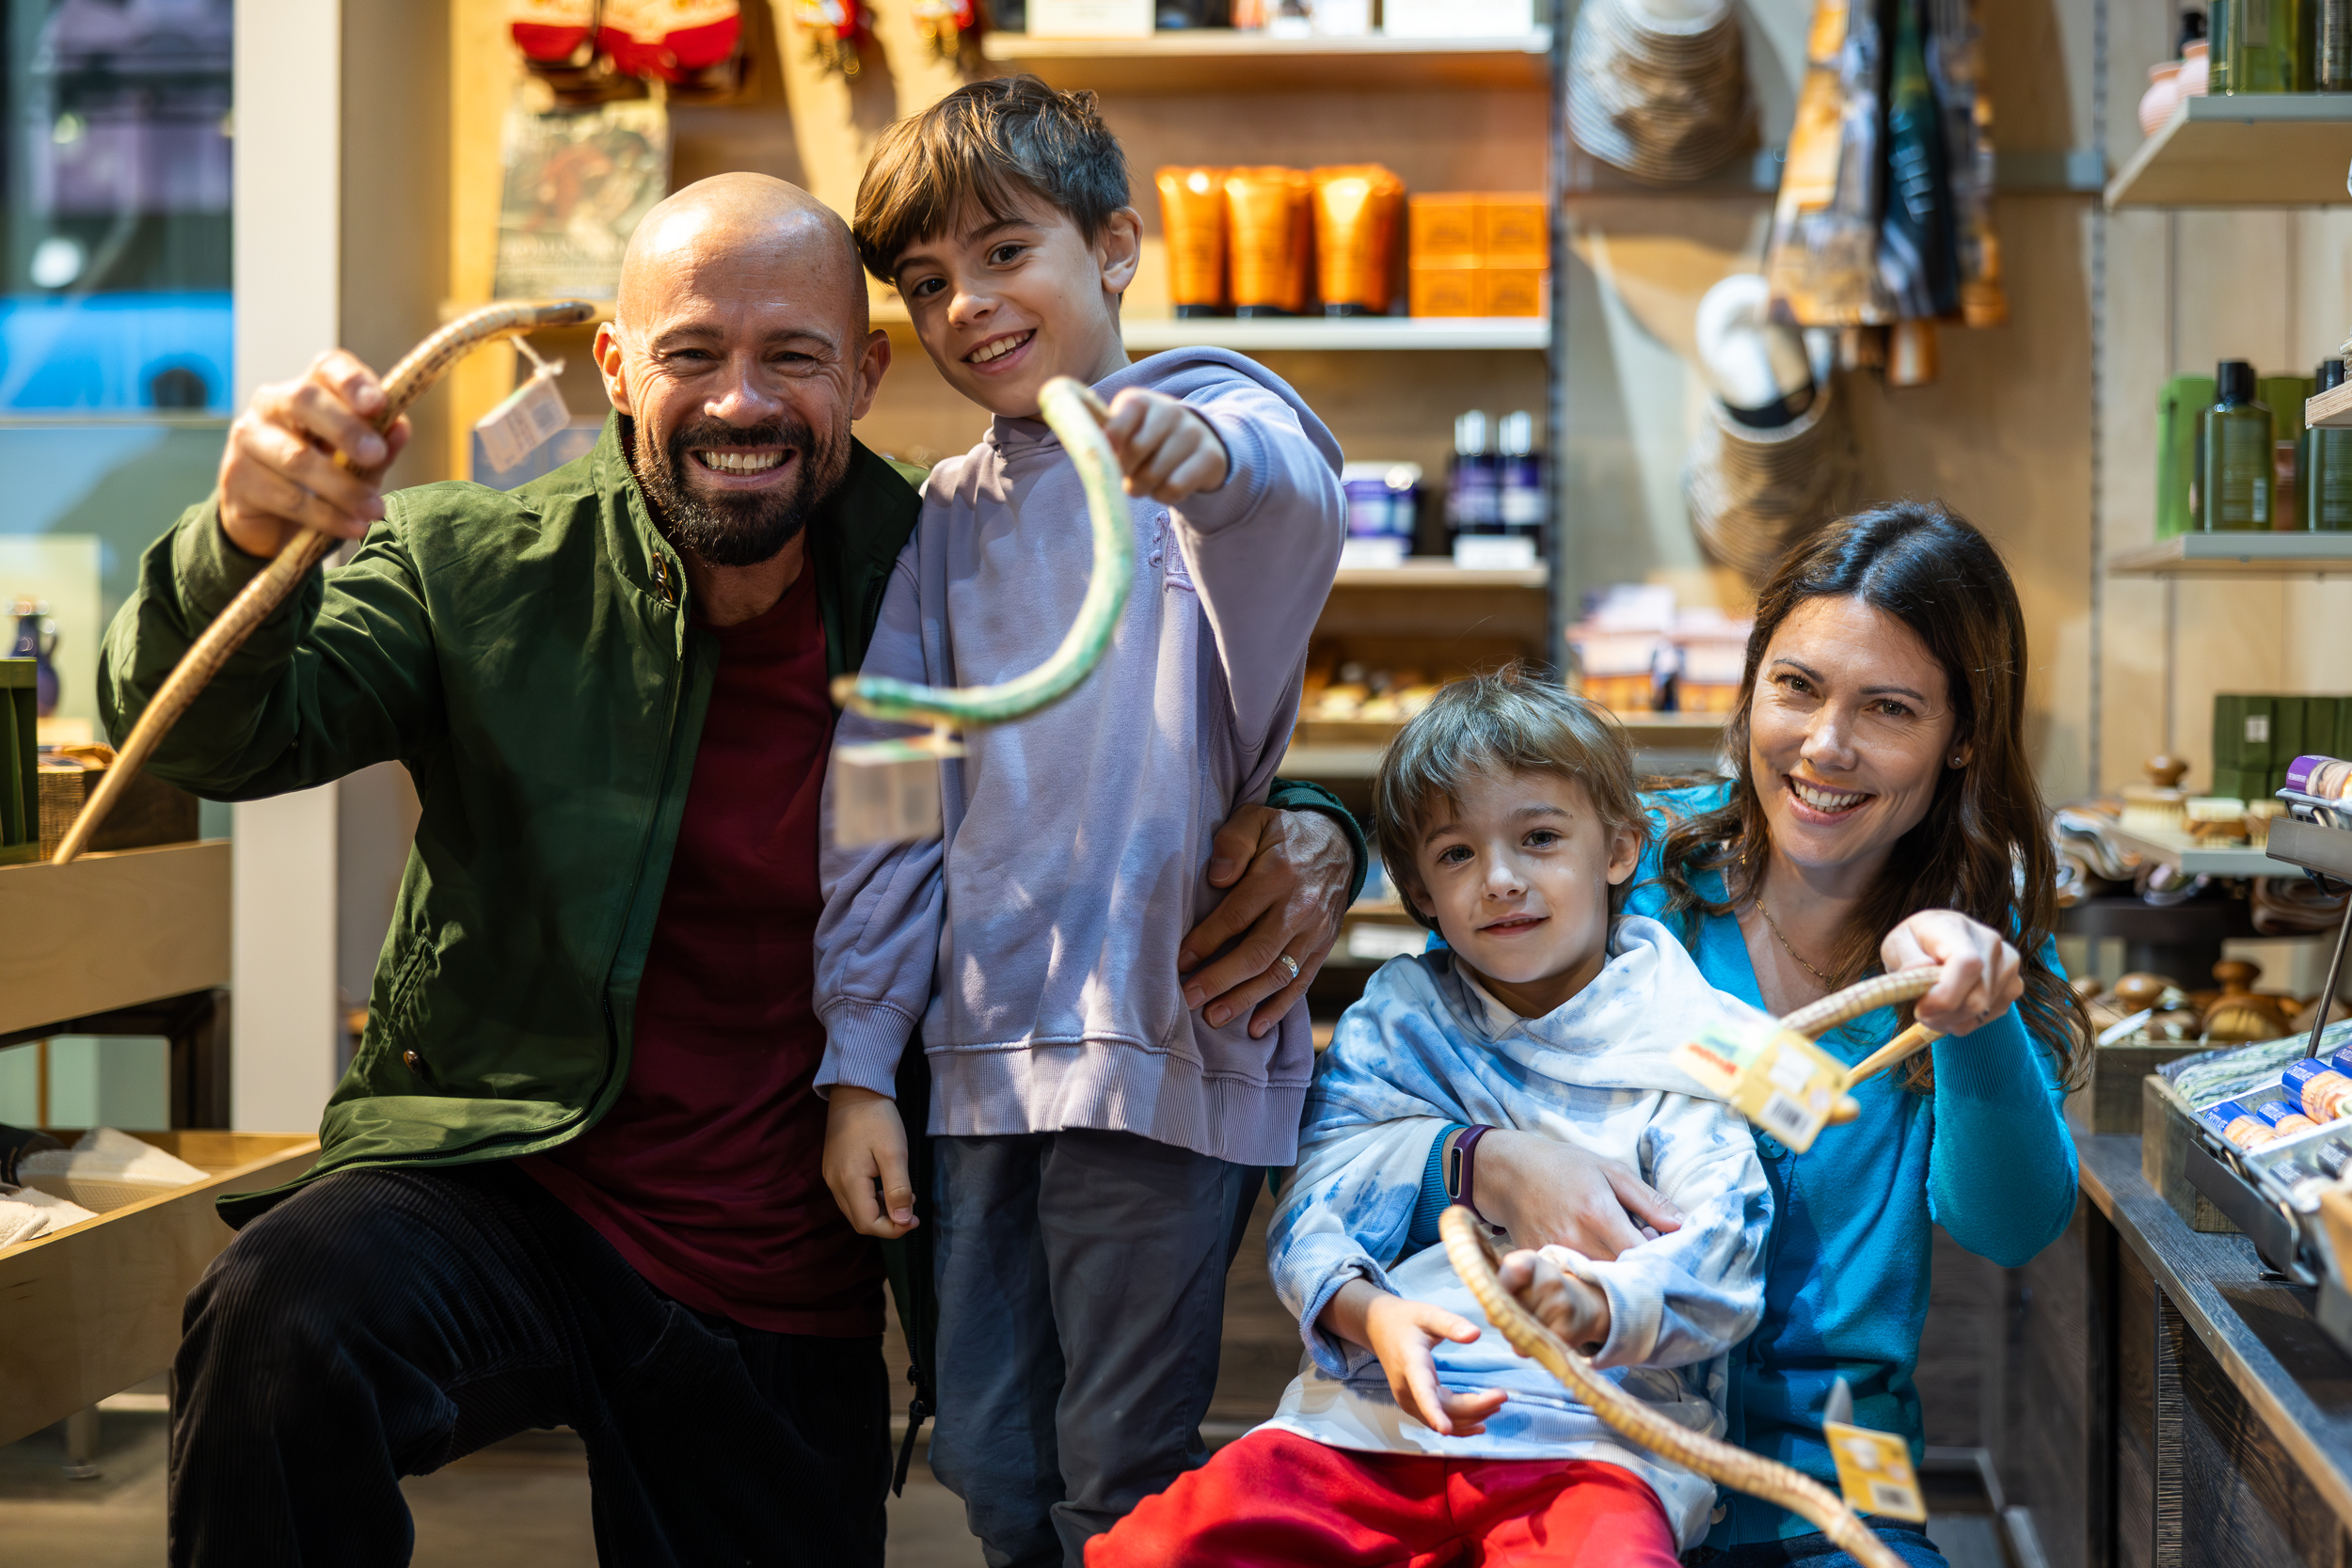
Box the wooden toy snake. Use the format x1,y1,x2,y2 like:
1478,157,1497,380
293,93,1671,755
1441,965,1953,1568
830,375,1132,729
53,300,596,863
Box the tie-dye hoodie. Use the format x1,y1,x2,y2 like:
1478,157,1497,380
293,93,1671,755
1263,915,1774,1549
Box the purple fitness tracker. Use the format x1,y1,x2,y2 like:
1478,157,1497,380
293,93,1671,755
1447,1124,1494,1223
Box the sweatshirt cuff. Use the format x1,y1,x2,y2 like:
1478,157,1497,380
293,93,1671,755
1543,1245,1661,1370
1300,1260,1387,1380
1173,405,1275,535
815,999,920,1099
1927,1007,2047,1107
172,492,279,622
1406,1124,1466,1250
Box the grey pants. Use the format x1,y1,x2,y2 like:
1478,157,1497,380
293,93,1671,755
929,1129,1254,1568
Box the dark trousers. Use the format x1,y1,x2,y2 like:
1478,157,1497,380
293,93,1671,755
929,1129,1254,1568
167,1162,889,1568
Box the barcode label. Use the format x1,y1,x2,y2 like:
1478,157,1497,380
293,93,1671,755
474,370,573,472
1870,1481,1923,1515
1758,1091,1812,1141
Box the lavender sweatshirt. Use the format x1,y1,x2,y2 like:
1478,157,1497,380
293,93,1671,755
814,349,1346,1165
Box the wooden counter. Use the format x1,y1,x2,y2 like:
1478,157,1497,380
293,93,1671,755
2045,1130,2352,1565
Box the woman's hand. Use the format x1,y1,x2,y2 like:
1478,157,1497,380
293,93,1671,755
1470,1129,1684,1261
1496,1249,1611,1354
1322,1279,1506,1436
1883,909,2024,1036
1179,804,1352,1037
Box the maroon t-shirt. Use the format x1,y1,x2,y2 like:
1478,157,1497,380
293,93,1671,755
522,565,882,1336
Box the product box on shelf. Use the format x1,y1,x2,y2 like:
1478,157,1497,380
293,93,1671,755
1026,0,1153,38
1408,193,1548,318
1383,0,1536,37
0,659,34,867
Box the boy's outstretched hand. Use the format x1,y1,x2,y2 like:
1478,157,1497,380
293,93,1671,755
822,1086,919,1240
1322,1279,1507,1437
1102,387,1229,503
1497,1248,1612,1355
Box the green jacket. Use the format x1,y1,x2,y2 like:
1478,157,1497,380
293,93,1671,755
99,410,1361,1249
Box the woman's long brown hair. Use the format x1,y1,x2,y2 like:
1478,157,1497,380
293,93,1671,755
1655,501,2091,1091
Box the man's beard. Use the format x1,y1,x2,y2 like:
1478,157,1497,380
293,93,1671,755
631,412,847,568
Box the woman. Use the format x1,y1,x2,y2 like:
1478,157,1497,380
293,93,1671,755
1433,503,2089,1568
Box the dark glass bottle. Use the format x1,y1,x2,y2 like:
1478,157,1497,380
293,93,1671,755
2201,359,2275,531
1445,411,1502,541
2308,359,2352,528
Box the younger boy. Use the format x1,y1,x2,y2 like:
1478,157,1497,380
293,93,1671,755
1090,670,1774,1566
814,77,1347,1565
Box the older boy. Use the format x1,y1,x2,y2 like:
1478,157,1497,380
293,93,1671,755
815,78,1347,1566
1091,672,1774,1566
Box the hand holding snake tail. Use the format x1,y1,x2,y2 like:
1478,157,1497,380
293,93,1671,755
1438,964,1954,1568
830,377,1132,729
53,300,597,863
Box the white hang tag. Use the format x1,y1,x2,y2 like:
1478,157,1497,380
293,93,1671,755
1672,1014,1847,1152
473,340,572,473
832,732,962,848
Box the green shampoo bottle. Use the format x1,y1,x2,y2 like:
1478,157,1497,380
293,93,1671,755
2308,359,2352,529
2201,359,2274,531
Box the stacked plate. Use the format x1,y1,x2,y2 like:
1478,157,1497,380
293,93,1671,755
1683,376,1861,583
1566,0,1751,183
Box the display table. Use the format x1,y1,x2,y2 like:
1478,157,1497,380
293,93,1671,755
2026,1129,2352,1566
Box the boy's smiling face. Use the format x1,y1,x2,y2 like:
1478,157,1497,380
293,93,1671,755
1406,768,1640,1021
892,192,1143,418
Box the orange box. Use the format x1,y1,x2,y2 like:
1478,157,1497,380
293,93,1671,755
1477,195,1549,268
1408,194,1480,264
1409,264,1480,317
1477,267,1548,317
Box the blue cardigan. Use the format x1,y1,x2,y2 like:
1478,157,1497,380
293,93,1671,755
1411,782,2077,1545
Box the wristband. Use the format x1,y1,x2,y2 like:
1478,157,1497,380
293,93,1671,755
1447,1124,1494,1223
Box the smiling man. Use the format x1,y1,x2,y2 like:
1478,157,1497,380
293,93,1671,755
97,174,1359,1568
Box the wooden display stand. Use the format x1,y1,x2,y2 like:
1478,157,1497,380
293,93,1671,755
0,1131,319,1448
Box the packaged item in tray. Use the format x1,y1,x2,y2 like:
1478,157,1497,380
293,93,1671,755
2286,1051,2352,1122
2202,1098,2277,1149
2257,1098,2323,1138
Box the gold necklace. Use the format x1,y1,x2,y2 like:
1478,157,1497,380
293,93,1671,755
1752,891,1837,989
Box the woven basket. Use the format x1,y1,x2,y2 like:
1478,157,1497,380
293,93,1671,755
1566,0,1752,183
1682,377,1861,582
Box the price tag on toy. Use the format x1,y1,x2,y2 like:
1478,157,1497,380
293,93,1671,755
1822,1421,1927,1522
832,731,961,847
473,339,572,473
1672,1015,1846,1153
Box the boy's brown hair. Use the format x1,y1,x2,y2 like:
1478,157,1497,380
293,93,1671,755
1374,667,1651,932
853,75,1130,287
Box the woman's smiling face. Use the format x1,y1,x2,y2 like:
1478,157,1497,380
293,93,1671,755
1748,594,1963,888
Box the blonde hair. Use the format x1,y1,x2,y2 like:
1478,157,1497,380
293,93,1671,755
1374,667,1649,932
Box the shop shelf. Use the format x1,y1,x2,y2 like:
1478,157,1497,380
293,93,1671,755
1332,562,1548,588
2107,532,2352,577
1283,712,1724,778
1121,317,1549,352
0,840,230,1038
0,1130,320,1447
976,30,1553,94
2106,94,2352,210
2107,822,2285,879
2311,379,2352,429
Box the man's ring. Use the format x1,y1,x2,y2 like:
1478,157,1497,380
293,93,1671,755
1278,954,1301,982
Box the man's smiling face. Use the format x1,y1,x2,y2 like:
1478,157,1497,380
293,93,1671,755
596,178,891,567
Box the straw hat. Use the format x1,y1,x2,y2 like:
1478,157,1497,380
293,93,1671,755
1566,0,1751,183
1683,379,1860,583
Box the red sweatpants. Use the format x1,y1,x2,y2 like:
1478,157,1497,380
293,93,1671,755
1085,1428,1682,1568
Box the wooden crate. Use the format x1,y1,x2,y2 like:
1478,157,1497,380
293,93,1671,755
2078,1041,2206,1133
0,840,230,1038
0,1130,319,1446
2140,1073,2239,1234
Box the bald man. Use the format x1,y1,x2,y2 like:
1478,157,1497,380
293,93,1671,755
99,174,1360,1567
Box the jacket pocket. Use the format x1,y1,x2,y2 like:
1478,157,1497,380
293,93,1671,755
376,939,439,1085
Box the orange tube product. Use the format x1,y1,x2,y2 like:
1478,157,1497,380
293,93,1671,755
1155,166,1229,319
2255,1099,2320,1139
1311,165,1404,318
1223,167,1312,318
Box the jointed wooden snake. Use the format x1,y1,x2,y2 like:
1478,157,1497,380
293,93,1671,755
1441,964,1950,1568
52,300,595,863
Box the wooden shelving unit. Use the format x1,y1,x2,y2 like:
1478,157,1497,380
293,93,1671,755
1120,317,1549,353
2106,823,2283,879
976,31,1553,93
2106,94,2352,210
0,841,230,1038
2107,533,2352,578
1333,561,1549,589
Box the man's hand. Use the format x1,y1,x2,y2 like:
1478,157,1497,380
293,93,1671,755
218,349,411,559
1180,804,1351,1037
1102,387,1228,503
1882,909,2024,1037
821,1086,918,1240
1470,1129,1684,1261
1496,1249,1612,1354
1321,1279,1505,1436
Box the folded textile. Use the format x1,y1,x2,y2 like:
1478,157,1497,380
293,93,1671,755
17,1126,206,1188
0,1182,101,1245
